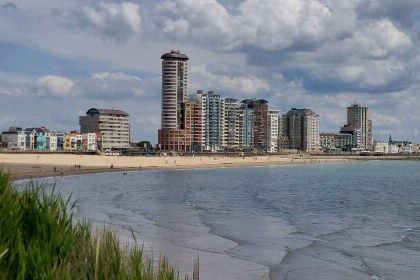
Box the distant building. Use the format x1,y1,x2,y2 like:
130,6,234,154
158,50,189,151
283,108,320,152
239,103,254,149
160,50,189,130
199,91,225,152
63,133,72,151
346,103,373,151
23,127,49,151
373,141,389,154
240,99,269,151
45,132,57,151
340,124,361,151
56,132,64,151
1,127,26,150
320,133,354,153
388,135,412,154
224,98,240,150
80,108,130,150
82,133,98,151
183,100,203,152
411,143,420,154
268,110,281,153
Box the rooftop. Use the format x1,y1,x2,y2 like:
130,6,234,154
161,50,189,61
86,108,129,117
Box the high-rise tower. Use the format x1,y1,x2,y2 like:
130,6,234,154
160,50,189,130
346,103,373,151
159,50,194,152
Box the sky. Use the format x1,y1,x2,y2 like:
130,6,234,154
1,0,420,143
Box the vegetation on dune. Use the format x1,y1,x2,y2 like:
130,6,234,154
0,172,198,280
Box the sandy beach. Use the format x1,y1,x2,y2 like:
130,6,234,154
0,153,414,181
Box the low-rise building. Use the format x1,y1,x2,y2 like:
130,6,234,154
63,133,72,151
45,132,57,151
82,133,98,151
389,141,412,154
70,131,82,151
1,127,26,150
340,125,361,151
373,141,389,154
320,133,353,153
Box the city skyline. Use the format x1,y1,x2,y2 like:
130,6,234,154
1,1,420,142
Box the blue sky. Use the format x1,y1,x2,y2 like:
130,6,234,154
1,0,420,143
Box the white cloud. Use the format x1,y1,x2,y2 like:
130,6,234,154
37,75,75,97
371,112,402,128
86,72,149,99
153,0,355,51
189,65,269,96
0,87,24,96
53,2,142,41
355,19,412,58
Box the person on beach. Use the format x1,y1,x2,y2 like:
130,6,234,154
111,164,114,169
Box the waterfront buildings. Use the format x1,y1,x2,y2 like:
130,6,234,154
0,127,26,150
345,104,373,151
224,98,241,150
373,141,389,153
239,103,254,149
160,50,188,130
320,133,353,153
45,132,57,151
199,91,225,152
82,133,98,151
388,135,412,154
240,99,269,151
183,100,203,152
268,110,281,153
79,108,130,150
340,125,361,151
158,50,190,151
283,108,320,152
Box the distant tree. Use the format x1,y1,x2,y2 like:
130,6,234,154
137,141,153,150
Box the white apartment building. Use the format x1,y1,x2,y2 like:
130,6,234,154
82,133,97,151
45,132,57,151
198,91,226,152
80,108,130,150
374,141,388,153
268,110,281,153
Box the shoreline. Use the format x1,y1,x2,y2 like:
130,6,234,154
0,153,417,181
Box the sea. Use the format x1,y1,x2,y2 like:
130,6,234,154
21,161,420,280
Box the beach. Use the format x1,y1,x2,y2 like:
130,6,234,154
0,153,414,181
13,161,420,280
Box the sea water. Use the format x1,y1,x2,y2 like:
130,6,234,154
26,161,420,280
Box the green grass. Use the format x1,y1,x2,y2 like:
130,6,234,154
0,172,198,280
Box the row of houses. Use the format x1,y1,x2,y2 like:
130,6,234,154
1,108,131,152
320,132,420,154
0,127,98,152
373,136,420,154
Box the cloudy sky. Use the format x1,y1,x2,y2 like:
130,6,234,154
1,0,420,142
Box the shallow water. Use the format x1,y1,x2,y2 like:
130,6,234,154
25,161,420,280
